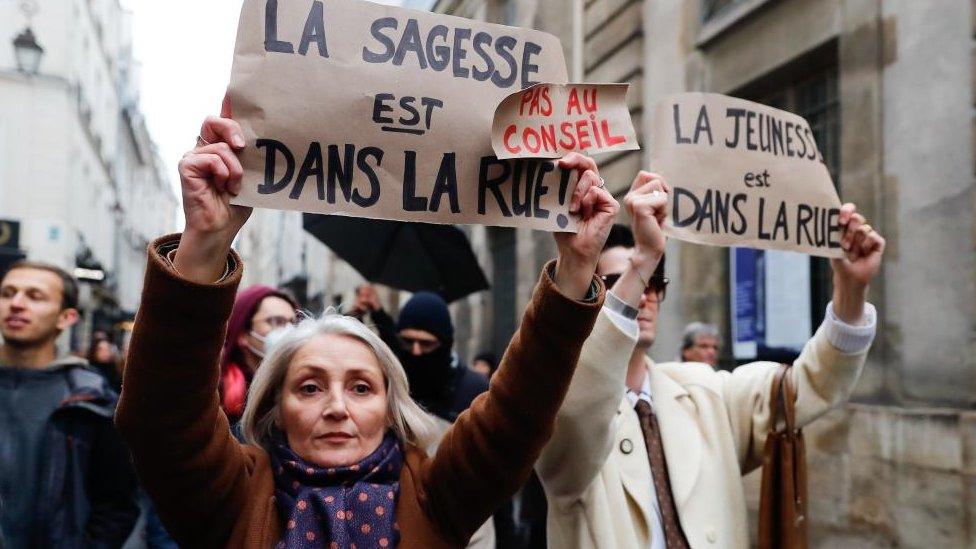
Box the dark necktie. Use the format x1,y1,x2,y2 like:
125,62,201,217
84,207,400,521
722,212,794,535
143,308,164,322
635,398,690,549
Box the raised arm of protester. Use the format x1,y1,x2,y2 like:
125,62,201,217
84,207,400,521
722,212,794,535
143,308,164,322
537,164,884,548
727,204,885,469
116,104,618,548
536,171,668,501
421,150,617,541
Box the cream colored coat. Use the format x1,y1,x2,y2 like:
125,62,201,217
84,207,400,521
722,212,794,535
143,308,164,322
536,310,869,548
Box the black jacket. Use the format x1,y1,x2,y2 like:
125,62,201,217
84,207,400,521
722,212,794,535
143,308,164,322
0,358,138,547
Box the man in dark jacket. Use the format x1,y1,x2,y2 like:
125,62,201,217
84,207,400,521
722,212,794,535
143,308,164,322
373,291,488,422
372,292,498,547
0,260,138,547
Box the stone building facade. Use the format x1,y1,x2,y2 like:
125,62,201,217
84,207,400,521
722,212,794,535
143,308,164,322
0,0,177,348
430,0,976,545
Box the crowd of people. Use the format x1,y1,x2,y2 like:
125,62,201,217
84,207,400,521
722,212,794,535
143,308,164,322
0,108,884,548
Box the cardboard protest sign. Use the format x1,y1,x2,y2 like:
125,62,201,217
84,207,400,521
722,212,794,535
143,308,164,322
649,93,844,258
491,83,639,159
228,0,582,232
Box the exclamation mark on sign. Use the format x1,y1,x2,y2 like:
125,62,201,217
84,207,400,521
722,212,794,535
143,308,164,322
556,165,573,229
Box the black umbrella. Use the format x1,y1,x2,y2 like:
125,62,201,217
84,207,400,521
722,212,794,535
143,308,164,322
302,214,490,302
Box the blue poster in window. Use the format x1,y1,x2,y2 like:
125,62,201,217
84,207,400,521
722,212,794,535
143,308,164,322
731,248,759,359
730,248,811,362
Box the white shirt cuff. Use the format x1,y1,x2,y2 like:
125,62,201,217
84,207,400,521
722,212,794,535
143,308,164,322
823,301,877,354
603,293,640,340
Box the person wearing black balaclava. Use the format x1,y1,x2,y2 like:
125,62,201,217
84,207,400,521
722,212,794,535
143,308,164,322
373,291,488,423
373,291,498,549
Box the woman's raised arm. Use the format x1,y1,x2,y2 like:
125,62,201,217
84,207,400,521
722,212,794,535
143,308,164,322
116,103,262,547
415,153,619,544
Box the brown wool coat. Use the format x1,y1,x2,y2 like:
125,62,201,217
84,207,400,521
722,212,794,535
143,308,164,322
116,234,603,548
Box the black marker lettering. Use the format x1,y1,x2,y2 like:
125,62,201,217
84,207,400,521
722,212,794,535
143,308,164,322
297,1,329,57
362,18,397,63
491,36,518,88
726,108,746,148
256,139,295,194
520,41,542,88
429,153,460,213
451,27,471,78
425,25,450,71
471,32,495,81
264,0,294,54
292,142,324,200
353,147,383,207
478,156,513,217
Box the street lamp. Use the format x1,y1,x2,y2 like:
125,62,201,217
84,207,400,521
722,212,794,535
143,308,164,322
12,27,43,75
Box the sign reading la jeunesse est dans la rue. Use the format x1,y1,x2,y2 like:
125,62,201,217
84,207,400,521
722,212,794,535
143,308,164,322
650,92,844,258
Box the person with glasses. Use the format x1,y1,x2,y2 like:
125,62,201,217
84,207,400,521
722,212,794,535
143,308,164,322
219,285,298,423
536,171,885,548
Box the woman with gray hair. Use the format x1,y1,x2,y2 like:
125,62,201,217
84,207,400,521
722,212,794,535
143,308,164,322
239,314,438,463
115,112,618,548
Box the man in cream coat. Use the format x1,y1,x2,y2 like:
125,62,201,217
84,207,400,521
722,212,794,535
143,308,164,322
536,172,885,548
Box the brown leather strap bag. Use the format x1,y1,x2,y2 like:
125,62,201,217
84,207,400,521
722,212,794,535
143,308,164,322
757,364,808,549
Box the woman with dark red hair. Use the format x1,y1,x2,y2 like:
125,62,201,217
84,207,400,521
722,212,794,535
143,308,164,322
220,285,297,422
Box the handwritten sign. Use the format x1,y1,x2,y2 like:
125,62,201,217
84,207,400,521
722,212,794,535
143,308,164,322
491,83,639,159
227,0,582,231
649,93,844,258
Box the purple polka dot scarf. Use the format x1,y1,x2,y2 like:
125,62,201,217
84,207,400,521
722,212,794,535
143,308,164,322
270,431,403,548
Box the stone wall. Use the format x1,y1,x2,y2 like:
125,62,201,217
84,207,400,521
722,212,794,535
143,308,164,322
744,405,976,547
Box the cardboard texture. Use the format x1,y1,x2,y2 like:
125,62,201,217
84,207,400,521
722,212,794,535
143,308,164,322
491,83,639,159
228,0,583,231
649,93,844,258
